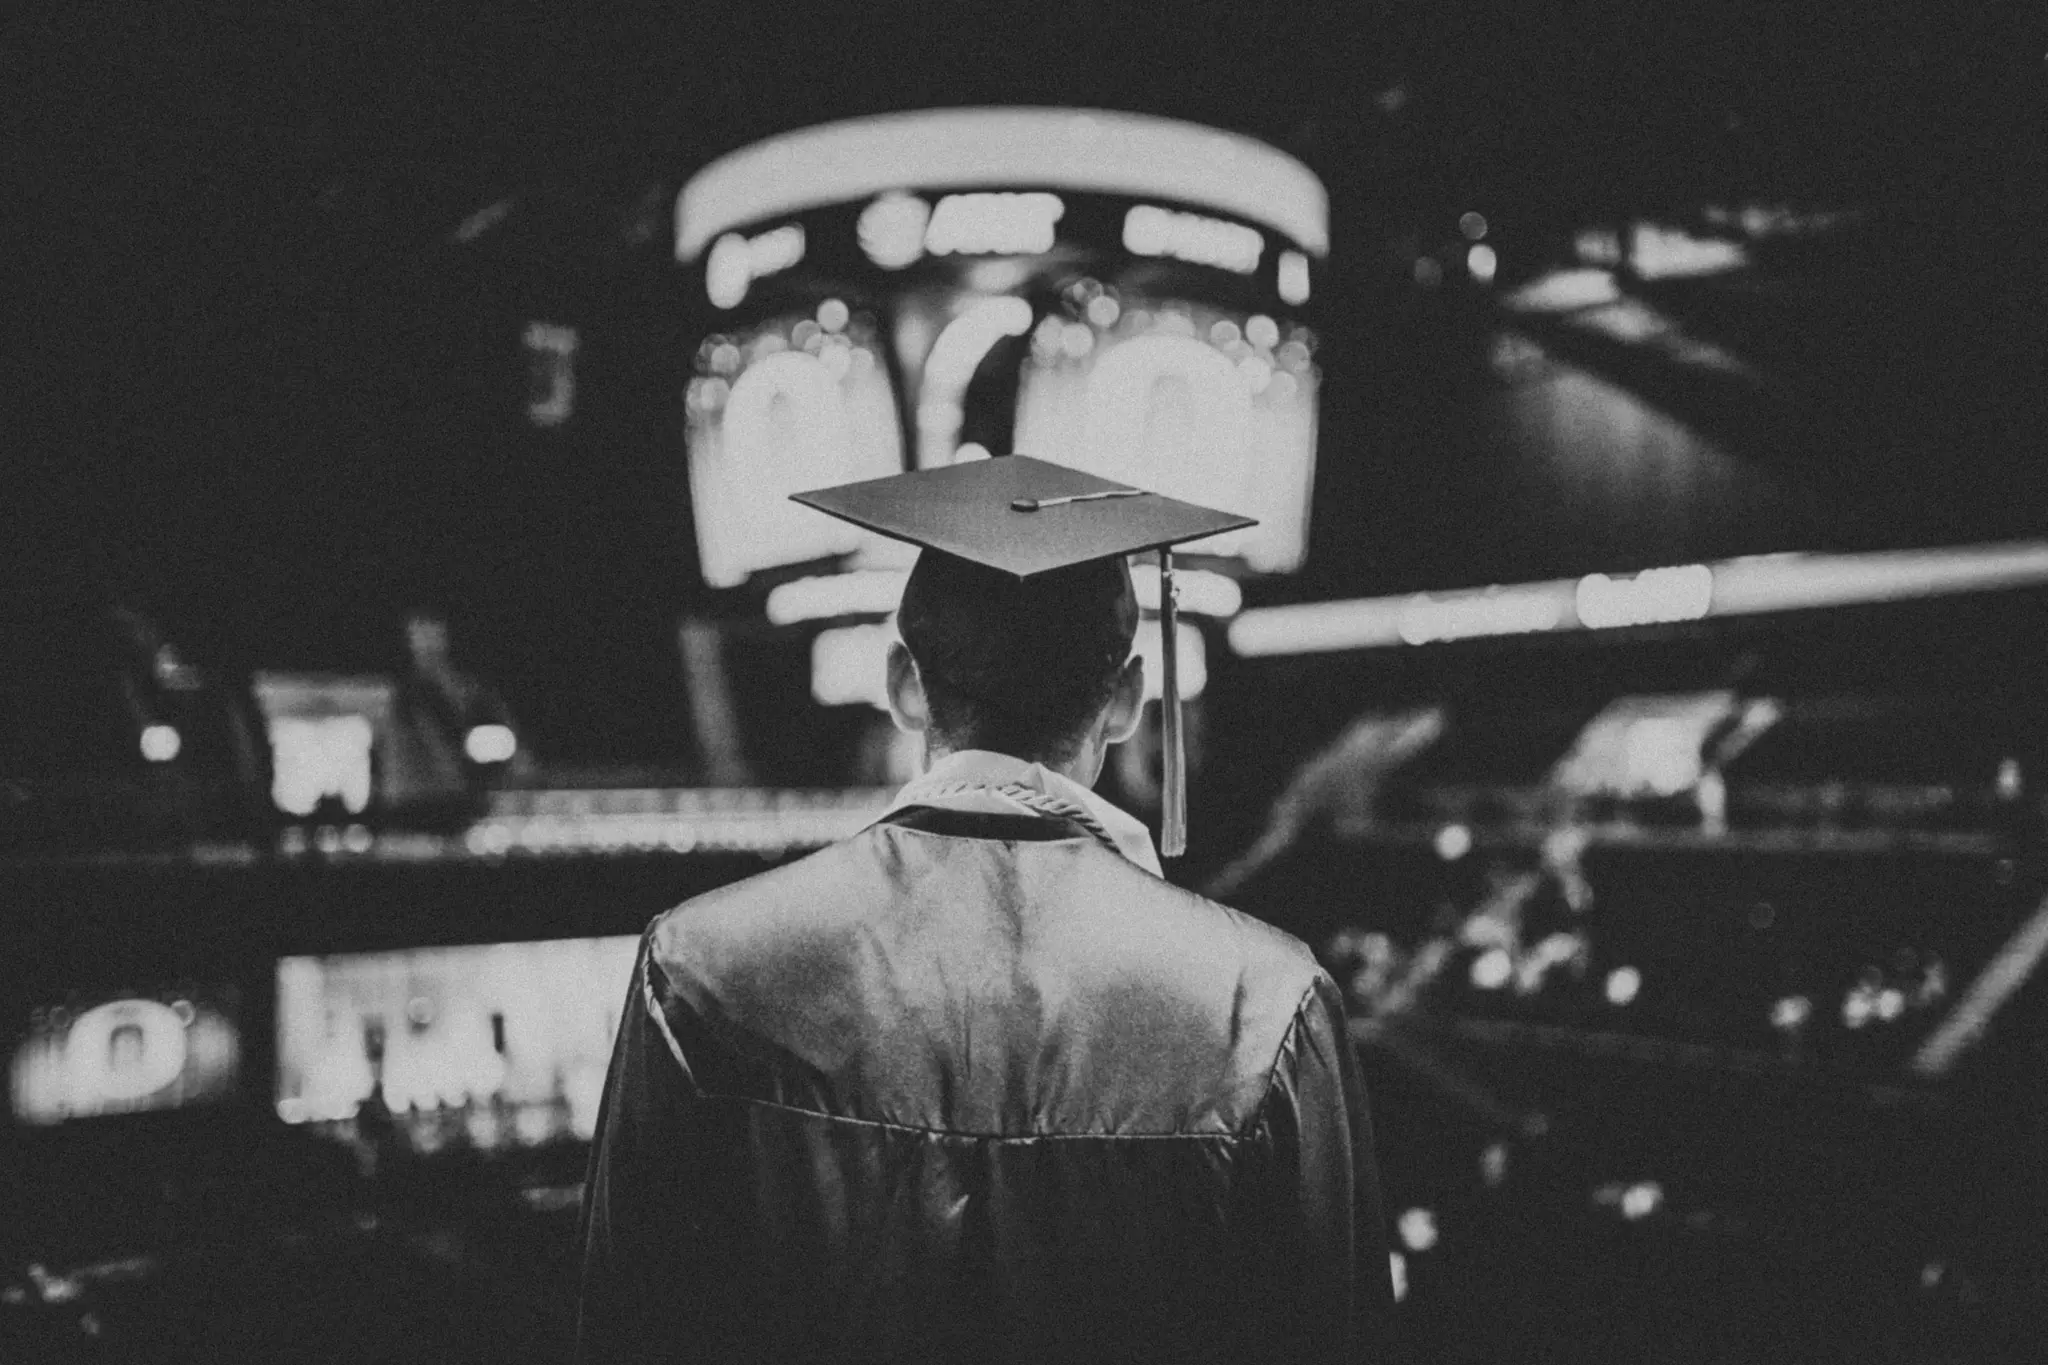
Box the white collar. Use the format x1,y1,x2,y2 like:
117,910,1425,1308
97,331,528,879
882,748,1165,878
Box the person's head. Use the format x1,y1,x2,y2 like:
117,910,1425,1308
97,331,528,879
885,549,1146,784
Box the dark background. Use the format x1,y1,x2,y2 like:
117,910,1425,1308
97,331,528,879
8,0,2046,691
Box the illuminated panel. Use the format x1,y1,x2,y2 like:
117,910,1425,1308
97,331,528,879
705,225,807,310
677,107,1328,261
1013,299,1318,573
766,570,910,625
251,674,395,817
1396,584,1572,646
1122,205,1263,274
1574,564,1713,629
765,567,1243,626
1710,541,2048,618
10,986,241,1125
1230,540,2048,657
275,936,640,1148
686,311,910,588
924,193,1064,256
811,623,894,708
465,787,895,856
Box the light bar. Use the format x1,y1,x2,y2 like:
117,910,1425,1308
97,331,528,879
1575,564,1713,629
1123,205,1263,274
1629,222,1747,280
1130,565,1243,617
926,192,1064,256
1710,542,2048,617
464,724,518,764
705,224,806,309
677,107,1328,261
1501,268,1620,314
139,724,181,763
766,570,911,625
1228,540,2048,657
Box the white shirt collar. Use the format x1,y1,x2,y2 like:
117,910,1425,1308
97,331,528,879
882,748,1165,878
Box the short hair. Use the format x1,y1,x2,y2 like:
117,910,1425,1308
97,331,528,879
897,550,1138,766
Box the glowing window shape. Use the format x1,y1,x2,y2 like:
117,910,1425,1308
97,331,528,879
268,715,375,817
274,936,641,1139
686,331,906,588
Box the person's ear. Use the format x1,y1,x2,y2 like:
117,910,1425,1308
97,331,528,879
884,640,929,735
1101,653,1146,746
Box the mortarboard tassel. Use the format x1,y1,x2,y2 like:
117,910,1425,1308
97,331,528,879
1159,546,1186,859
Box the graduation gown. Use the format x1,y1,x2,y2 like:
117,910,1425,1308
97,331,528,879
575,800,1397,1364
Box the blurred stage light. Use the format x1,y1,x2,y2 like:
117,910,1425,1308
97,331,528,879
1228,598,1409,655
464,724,517,764
1620,1182,1664,1220
1231,540,2048,658
965,259,1035,293
1245,314,1280,350
1433,824,1473,861
924,297,1035,389
765,570,911,625
926,192,1064,255
1574,229,1624,267
1397,585,1567,646
1466,244,1498,285
1605,966,1643,1006
1770,995,1813,1031
816,298,850,332
1122,204,1264,274
268,715,375,817
812,624,894,708
139,724,181,762
1630,222,1747,280
1480,1143,1509,1186
1085,293,1121,328
858,192,930,269
954,442,992,461
1459,211,1489,241
706,234,750,309
1412,257,1442,287
1472,949,1513,991
1503,268,1619,312
1277,250,1311,304
917,297,1035,465
1710,541,2048,618
1397,1208,1440,1252
705,225,806,309
1575,564,1713,628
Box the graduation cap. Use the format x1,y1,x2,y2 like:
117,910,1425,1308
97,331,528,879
792,454,1255,858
